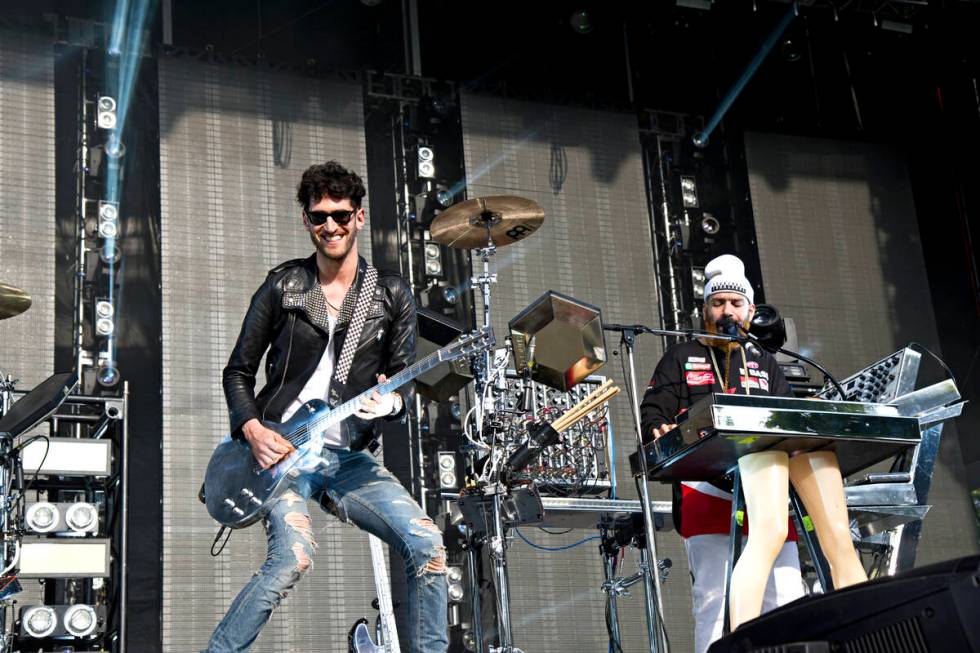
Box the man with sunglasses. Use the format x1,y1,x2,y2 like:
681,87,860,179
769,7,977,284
204,161,448,653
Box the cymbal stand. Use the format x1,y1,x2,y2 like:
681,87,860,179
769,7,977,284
467,216,522,653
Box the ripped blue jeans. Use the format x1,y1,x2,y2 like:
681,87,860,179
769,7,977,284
204,449,448,653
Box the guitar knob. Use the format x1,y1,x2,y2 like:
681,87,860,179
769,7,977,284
240,488,254,497
223,498,236,508
232,507,245,517
250,496,262,506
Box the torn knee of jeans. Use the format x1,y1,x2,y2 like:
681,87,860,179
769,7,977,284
291,542,313,574
282,490,304,506
284,512,318,549
410,517,442,536
417,544,447,577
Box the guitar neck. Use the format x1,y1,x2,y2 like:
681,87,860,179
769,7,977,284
318,349,444,428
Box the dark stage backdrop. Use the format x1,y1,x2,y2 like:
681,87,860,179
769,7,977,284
459,93,690,652
157,55,380,652
0,29,55,387
744,131,979,565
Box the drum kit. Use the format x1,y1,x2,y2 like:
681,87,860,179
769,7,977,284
428,196,666,653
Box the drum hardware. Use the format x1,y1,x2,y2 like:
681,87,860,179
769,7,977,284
0,283,31,321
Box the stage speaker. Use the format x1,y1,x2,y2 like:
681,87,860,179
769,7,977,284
708,554,980,652
415,308,472,402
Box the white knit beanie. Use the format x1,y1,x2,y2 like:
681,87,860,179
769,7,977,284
703,254,754,304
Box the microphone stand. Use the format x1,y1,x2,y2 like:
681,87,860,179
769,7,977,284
603,323,670,653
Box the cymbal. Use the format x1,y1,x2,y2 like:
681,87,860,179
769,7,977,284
429,195,544,249
0,283,31,320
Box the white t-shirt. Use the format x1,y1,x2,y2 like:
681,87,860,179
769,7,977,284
281,313,344,447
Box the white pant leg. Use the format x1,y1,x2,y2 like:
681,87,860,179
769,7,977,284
685,535,805,653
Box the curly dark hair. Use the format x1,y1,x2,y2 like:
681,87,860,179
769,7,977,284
296,161,366,210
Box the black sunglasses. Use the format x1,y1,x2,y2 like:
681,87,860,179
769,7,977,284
305,209,356,226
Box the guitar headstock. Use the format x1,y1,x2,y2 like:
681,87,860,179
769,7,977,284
438,326,495,362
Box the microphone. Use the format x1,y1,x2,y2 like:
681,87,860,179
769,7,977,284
715,317,740,338
502,422,560,483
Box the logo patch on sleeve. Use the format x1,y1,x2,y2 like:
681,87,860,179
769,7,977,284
739,376,761,389
687,356,707,363
685,362,712,371
686,371,716,386
747,361,760,369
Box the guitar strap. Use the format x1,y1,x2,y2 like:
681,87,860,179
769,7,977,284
327,262,379,408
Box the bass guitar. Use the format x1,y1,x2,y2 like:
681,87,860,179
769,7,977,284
203,326,494,528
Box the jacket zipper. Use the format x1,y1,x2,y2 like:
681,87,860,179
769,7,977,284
262,312,296,421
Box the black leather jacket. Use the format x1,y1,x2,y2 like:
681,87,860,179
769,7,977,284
223,254,416,451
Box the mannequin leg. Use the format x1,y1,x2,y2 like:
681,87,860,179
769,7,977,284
729,450,789,630
789,451,867,589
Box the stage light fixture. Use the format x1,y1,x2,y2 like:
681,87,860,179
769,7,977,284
569,10,594,34
447,566,464,602
691,267,706,298
22,605,58,638
19,539,111,578
21,438,112,477
97,200,119,240
105,135,126,159
25,502,60,533
25,501,100,535
435,189,453,208
423,240,443,278
676,0,712,9
96,361,120,388
701,213,720,236
417,146,435,179
66,502,99,533
438,451,458,489
64,604,98,638
98,201,118,221
95,300,114,337
100,242,121,265
680,175,699,208
96,96,117,130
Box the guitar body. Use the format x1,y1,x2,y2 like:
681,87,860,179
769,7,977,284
203,400,333,528
348,618,383,653
349,534,400,653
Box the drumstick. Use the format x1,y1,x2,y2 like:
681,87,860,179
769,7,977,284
551,380,620,433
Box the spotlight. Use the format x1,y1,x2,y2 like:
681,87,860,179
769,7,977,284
96,96,117,130
66,502,99,534
63,604,98,637
701,213,720,236
417,146,435,179
676,0,712,9
100,243,121,265
24,501,100,535
98,201,118,221
447,566,464,602
569,10,594,34
105,136,126,159
94,300,114,337
680,175,699,208
691,267,706,298
438,451,458,489
25,502,60,533
97,201,119,240
423,240,443,278
781,38,803,62
434,189,454,208
96,354,120,388
22,605,58,638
